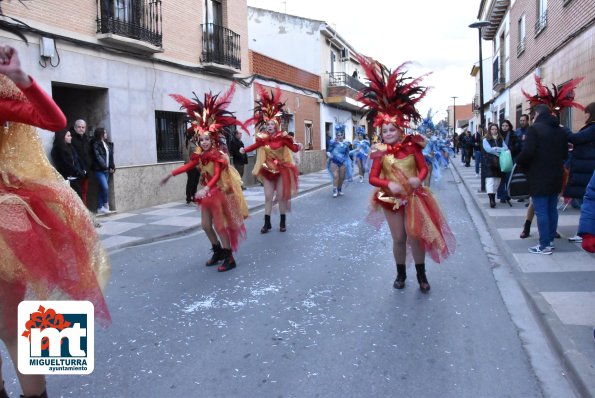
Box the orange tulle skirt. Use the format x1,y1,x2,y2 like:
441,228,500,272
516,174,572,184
197,187,247,252
368,186,456,263
258,162,299,204
0,179,111,327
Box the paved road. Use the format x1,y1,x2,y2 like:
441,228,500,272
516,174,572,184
2,168,576,397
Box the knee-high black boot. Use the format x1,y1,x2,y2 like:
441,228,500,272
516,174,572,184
279,214,286,232
415,263,431,292
20,390,48,398
205,243,224,266
393,264,406,289
261,215,272,234
489,193,496,208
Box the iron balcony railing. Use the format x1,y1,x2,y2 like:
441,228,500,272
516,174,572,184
201,23,241,70
96,0,162,47
534,9,548,35
328,72,366,91
517,38,525,56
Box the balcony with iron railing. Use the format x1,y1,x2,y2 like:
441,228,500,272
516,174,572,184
96,0,163,52
516,38,525,56
535,9,548,36
492,57,506,92
328,72,367,92
200,23,241,72
325,72,366,111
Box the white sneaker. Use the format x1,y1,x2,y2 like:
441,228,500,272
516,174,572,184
359,175,364,183
332,189,338,198
97,207,109,214
568,235,583,243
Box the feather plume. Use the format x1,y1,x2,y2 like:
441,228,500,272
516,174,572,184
356,55,430,128
522,74,584,112
245,83,288,129
169,82,248,144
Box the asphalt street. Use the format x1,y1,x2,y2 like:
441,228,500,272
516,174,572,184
2,169,577,397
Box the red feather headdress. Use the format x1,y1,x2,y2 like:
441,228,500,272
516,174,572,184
356,55,430,128
522,74,584,112
245,84,287,129
170,82,248,143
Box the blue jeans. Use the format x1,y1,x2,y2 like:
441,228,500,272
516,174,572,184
94,170,109,209
531,194,559,249
474,150,482,174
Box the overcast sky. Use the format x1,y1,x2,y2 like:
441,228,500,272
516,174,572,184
246,0,492,122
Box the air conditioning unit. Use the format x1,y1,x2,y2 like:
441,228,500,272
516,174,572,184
340,48,349,61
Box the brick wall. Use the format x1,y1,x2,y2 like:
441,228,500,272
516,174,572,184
2,0,249,70
250,51,321,92
509,26,595,130
509,0,595,83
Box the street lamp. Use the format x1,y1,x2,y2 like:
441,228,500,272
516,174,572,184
469,20,491,129
451,96,458,135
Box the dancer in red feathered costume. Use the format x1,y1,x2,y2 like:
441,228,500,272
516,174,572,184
240,84,303,233
0,44,111,398
358,56,455,292
161,84,248,272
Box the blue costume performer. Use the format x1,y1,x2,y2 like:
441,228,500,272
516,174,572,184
326,123,352,197
350,126,370,182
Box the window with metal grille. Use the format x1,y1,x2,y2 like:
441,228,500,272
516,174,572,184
304,121,313,150
155,111,187,162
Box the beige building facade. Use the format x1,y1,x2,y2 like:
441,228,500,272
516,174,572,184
1,0,252,212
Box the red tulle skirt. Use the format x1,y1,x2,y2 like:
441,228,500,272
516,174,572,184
0,179,111,327
197,187,247,252
258,162,299,205
368,187,456,263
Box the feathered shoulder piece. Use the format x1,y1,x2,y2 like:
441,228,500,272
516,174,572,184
245,84,287,129
522,74,584,112
356,55,430,128
170,82,248,144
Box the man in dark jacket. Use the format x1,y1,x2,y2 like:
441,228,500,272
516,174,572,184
227,128,248,181
70,119,92,205
515,104,569,254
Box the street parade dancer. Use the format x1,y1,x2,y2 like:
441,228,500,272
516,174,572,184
240,84,302,233
351,126,370,183
161,84,249,272
358,57,456,292
0,44,111,398
326,122,352,197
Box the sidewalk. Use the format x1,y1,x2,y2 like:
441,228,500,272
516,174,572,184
451,159,595,397
96,169,330,252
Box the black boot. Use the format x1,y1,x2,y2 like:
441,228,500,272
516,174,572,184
279,214,286,232
520,220,531,239
393,264,406,289
20,390,48,398
217,249,236,272
205,243,224,266
261,215,272,234
489,194,496,208
415,263,431,292
1,383,8,398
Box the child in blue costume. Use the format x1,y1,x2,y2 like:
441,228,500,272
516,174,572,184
351,126,370,182
326,123,352,197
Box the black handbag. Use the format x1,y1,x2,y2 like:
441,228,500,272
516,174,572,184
507,163,530,200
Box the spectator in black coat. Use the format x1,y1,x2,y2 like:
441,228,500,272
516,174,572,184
227,128,248,180
515,104,569,254
51,130,86,198
563,102,595,242
70,119,92,205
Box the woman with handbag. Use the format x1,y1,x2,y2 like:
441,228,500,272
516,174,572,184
483,123,509,208
497,120,516,206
